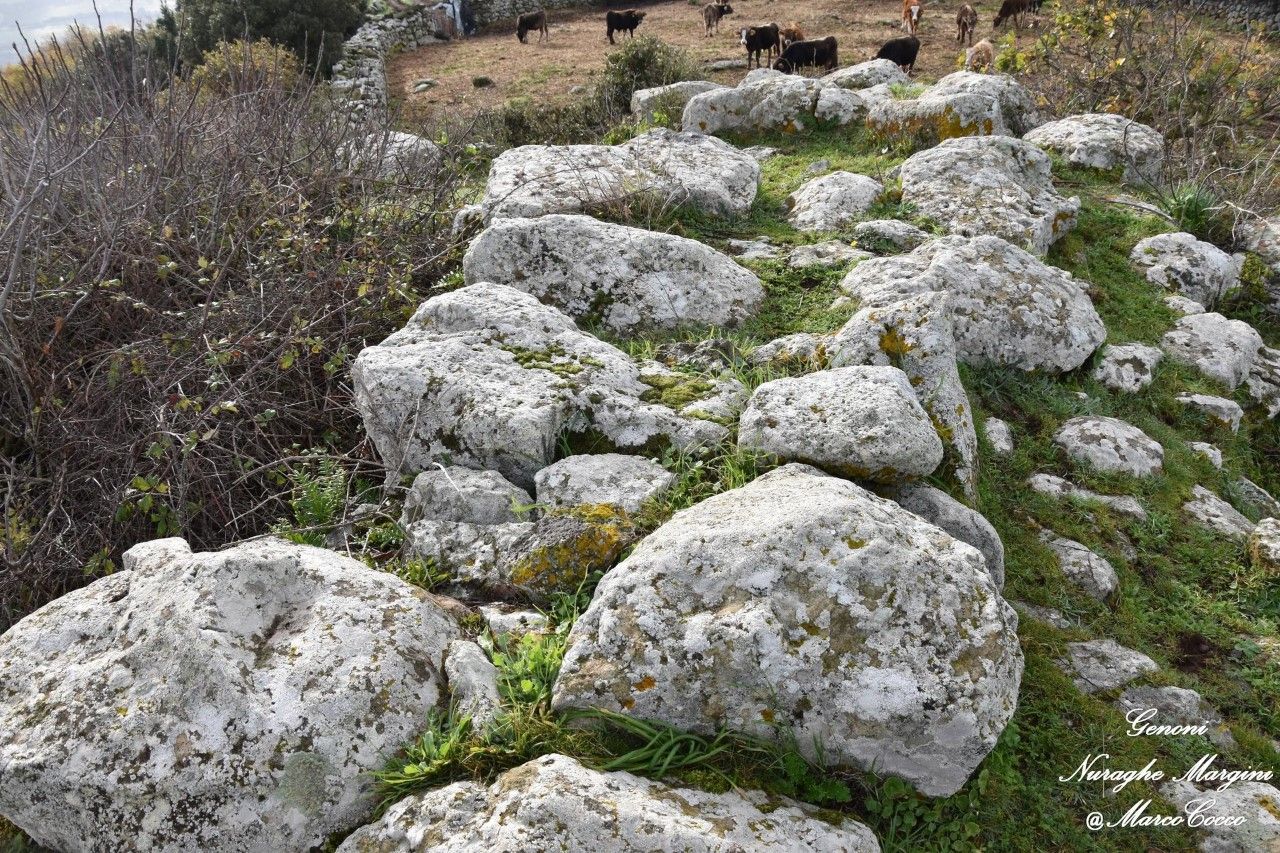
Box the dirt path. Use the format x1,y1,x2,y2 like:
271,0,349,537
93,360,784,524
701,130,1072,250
387,0,1042,121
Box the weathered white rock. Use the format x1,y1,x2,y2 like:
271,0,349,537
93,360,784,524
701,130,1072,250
1242,216,1280,275
924,71,1043,136
985,418,1015,456
1183,485,1255,540
789,241,873,269
1060,639,1158,693
890,483,1005,588
1014,601,1073,629
1023,113,1164,183
478,605,548,635
630,80,726,124
897,137,1079,255
1234,477,1280,519
480,129,759,222
838,235,1105,372
866,88,1005,140
683,71,866,135
401,466,532,527
0,537,462,852
1131,232,1241,307
352,283,734,489
1246,345,1280,418
1054,416,1164,477
1164,294,1207,316
749,332,829,369
336,753,881,852
1093,343,1162,393
534,453,674,515
1161,313,1263,389
445,640,502,727
816,86,868,124
1027,473,1148,520
345,130,443,180
553,464,1024,797
1189,442,1223,468
854,219,931,252
462,214,763,334
738,367,943,482
1043,532,1118,601
1176,393,1244,432
1249,517,1280,576
1161,780,1280,852
829,293,978,497
785,172,884,232
726,236,780,260
822,58,909,90
1116,686,1235,751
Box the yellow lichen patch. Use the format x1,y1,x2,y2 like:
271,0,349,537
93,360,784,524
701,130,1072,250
633,675,656,692
760,708,775,723
844,537,868,549
507,503,634,596
1259,795,1280,819
879,327,915,358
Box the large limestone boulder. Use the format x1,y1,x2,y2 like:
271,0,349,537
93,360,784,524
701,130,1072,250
682,71,867,135
924,71,1043,136
480,129,759,222
1131,232,1241,308
1161,780,1280,852
888,483,1005,588
352,283,738,489
461,214,763,334
630,80,726,124
737,366,944,482
866,89,1005,141
1023,113,1164,183
1092,343,1162,393
534,453,675,515
828,293,979,498
897,136,1080,255
1054,416,1164,477
552,464,1024,797
1160,312,1263,389
336,754,881,852
838,235,1105,373
0,538,462,852
785,171,884,232
822,58,909,90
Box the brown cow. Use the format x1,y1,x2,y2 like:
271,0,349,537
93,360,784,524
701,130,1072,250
956,4,977,45
779,22,805,48
902,0,923,35
516,9,547,43
703,2,734,36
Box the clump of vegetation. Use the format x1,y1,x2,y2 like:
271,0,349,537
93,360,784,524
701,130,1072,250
165,0,365,73
188,38,302,95
597,36,700,114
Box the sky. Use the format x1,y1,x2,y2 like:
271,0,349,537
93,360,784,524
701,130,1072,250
0,1,161,63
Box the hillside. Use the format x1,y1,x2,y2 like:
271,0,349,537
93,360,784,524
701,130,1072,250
3,1,1280,851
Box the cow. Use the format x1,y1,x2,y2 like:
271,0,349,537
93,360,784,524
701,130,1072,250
779,22,805,48
740,23,781,69
875,35,920,74
516,9,547,43
703,2,734,36
606,9,646,44
965,38,994,71
773,35,838,74
902,0,923,35
994,0,1029,28
956,4,977,45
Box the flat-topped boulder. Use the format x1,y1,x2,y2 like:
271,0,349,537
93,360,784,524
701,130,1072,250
1175,392,1244,432
401,466,532,527
785,171,884,232
1183,485,1254,540
352,283,738,489
0,537,463,852
897,136,1079,255
854,219,931,252
553,464,1023,797
789,241,873,268
1161,781,1280,852
867,89,1004,141
1024,113,1164,183
683,70,867,136
534,453,674,515
1060,639,1158,693
822,58,909,90
337,754,881,852
1160,312,1263,389
462,214,763,334
1131,232,1241,307
838,235,1105,373
1027,473,1148,520
1054,416,1164,477
630,80,726,125
480,129,758,222
924,71,1043,136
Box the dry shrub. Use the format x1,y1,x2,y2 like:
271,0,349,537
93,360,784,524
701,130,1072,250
0,31,468,628
189,39,303,95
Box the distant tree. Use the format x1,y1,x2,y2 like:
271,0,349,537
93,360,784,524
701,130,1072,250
168,0,367,73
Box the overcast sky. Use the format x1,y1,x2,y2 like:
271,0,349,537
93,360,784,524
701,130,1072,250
0,1,161,62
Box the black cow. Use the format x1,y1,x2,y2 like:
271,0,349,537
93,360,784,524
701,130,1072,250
516,9,547,43
773,35,838,74
874,35,920,74
606,9,646,44
994,0,1029,28
740,23,780,69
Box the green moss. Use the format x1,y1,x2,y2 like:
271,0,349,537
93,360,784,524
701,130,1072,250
639,373,716,409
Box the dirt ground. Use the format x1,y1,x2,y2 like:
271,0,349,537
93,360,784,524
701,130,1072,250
386,0,1043,121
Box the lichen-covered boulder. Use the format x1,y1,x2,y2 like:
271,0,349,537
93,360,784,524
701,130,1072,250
924,71,1043,136
1242,216,1280,275
534,453,674,515
1183,485,1255,541
682,71,867,135
1175,392,1244,432
552,464,1024,797
1116,686,1235,751
1042,532,1118,601
1130,232,1241,307
1161,780,1280,852
343,130,442,180
1054,416,1164,477
0,537,462,852
461,214,763,334
829,293,978,498
352,283,737,489
789,241,873,269
785,171,884,232
1236,477,1280,519
1060,639,1158,693
854,219,931,252
749,332,830,369
1023,113,1164,183
1160,312,1263,389
630,80,726,124
866,90,1004,141
815,86,867,124
822,58,909,90
336,754,881,852
838,235,1105,372
1249,518,1280,576
888,483,1005,588
1190,441,1223,468
480,129,759,222
897,136,1079,255
1247,345,1280,419
1092,343,1162,393
401,466,532,527
1027,473,1148,520
737,367,944,482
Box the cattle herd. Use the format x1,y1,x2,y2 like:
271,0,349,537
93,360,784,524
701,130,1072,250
514,0,1041,76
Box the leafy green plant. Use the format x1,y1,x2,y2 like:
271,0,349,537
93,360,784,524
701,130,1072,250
272,457,347,546
483,630,567,708
1157,181,1230,246
598,37,699,114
